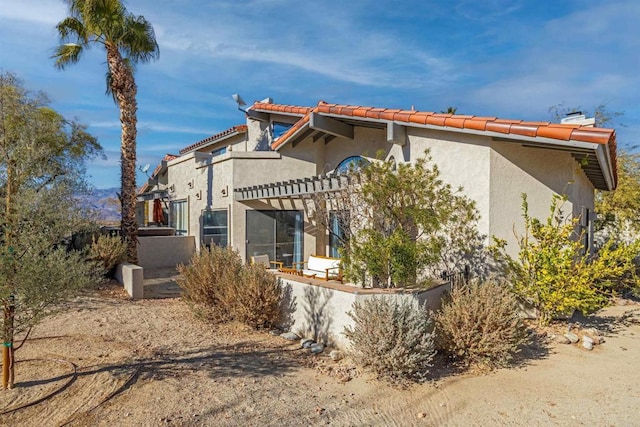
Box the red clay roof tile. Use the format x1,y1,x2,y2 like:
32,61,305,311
485,122,512,134
510,124,539,138
408,112,433,125
179,125,247,155
426,115,447,126
570,129,612,144
444,117,467,128
536,126,573,140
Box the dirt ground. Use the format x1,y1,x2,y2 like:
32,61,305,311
1,282,639,427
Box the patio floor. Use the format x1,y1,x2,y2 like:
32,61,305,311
143,267,181,299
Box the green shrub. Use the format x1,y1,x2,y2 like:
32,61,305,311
87,234,127,276
343,297,435,383
177,246,284,328
434,280,528,368
493,194,640,324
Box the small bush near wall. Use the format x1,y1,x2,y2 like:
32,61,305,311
87,235,127,277
225,265,286,329
177,246,284,329
434,280,528,368
344,297,435,384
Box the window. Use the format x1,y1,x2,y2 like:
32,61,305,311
203,210,228,247
210,146,227,157
329,211,349,258
580,206,594,255
336,155,369,174
170,200,188,236
246,210,303,267
272,122,293,140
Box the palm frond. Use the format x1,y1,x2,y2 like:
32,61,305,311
52,44,85,70
68,0,125,43
55,16,88,44
120,15,160,64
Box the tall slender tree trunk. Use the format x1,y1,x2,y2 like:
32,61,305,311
106,44,139,264
3,161,16,389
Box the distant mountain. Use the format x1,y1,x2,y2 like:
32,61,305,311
85,187,121,224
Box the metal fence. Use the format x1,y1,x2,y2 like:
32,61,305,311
440,265,470,291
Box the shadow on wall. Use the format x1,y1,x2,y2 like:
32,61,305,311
296,286,334,345
278,282,297,331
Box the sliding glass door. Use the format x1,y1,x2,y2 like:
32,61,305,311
246,210,303,267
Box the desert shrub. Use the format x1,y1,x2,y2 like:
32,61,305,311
493,194,640,324
224,265,286,329
343,297,435,383
87,234,127,276
177,246,284,328
434,280,528,368
177,245,243,323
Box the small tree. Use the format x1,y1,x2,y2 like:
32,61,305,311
0,72,101,388
493,194,639,325
596,151,640,236
309,151,480,288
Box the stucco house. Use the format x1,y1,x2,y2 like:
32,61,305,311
138,99,617,269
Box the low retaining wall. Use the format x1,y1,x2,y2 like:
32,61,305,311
277,275,450,350
115,262,144,299
137,235,196,269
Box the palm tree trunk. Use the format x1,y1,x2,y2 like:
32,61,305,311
106,44,139,264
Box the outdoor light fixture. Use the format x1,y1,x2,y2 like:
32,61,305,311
232,93,247,113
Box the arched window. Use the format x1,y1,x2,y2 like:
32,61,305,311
335,156,369,174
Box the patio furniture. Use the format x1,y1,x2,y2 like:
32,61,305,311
250,254,283,270
293,255,343,282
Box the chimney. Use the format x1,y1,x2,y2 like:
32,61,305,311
561,111,596,127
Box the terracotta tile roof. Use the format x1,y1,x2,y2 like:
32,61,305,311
251,103,312,116
179,125,248,155
257,101,617,187
314,103,615,145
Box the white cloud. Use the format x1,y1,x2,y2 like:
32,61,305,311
0,0,66,25
142,2,457,89
465,1,640,121
89,120,217,135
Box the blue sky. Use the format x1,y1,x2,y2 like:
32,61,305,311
1,0,638,189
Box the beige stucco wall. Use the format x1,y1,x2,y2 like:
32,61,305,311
137,235,196,269
407,128,492,239
279,277,450,349
488,140,594,255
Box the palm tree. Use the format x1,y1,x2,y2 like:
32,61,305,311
53,0,159,263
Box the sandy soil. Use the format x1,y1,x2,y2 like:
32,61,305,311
1,283,639,427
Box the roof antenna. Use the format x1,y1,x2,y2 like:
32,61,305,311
139,163,151,177
232,93,247,113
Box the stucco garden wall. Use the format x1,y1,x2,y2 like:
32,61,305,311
137,235,196,269
278,276,450,349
